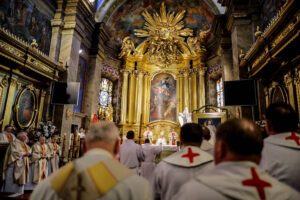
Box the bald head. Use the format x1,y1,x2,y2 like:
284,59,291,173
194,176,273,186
216,119,263,156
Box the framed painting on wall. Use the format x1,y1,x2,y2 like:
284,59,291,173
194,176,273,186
193,112,227,141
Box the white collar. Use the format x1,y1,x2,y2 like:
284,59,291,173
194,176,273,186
85,148,113,158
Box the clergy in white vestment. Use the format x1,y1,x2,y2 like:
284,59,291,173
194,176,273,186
119,130,145,173
141,139,162,183
47,135,61,174
168,129,177,145
0,125,16,144
260,103,300,192
30,136,50,185
78,127,86,139
153,123,213,200
30,121,152,200
155,132,167,145
174,119,300,200
2,132,30,194
200,126,214,155
143,126,153,144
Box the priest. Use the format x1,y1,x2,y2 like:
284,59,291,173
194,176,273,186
2,132,30,194
29,136,49,187
30,121,152,200
143,126,153,144
153,123,213,200
155,132,167,145
168,129,177,145
174,119,300,200
47,135,61,174
0,125,16,143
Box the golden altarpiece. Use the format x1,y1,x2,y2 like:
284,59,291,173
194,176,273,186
119,3,210,142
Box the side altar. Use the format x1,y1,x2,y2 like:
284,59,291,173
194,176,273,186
118,3,210,143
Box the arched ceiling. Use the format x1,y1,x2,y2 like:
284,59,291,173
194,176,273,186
96,0,225,46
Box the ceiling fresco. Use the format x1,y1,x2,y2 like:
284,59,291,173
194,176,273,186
97,0,222,46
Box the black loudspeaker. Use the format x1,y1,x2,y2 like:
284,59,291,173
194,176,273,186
51,82,80,105
224,79,257,106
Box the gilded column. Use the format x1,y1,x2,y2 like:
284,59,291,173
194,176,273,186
120,70,129,124
143,73,150,124
191,70,197,111
136,71,144,124
284,72,296,110
37,90,47,123
183,70,189,109
2,78,17,130
128,71,136,124
294,69,300,117
198,67,207,108
177,72,183,113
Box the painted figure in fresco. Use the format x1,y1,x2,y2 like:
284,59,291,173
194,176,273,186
39,26,48,52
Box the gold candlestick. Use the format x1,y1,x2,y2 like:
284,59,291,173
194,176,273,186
76,135,80,158
69,134,74,161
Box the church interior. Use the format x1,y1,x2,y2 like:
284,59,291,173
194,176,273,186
0,0,299,199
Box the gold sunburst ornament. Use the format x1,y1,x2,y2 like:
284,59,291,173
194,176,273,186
133,3,193,66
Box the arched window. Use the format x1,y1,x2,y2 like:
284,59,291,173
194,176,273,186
98,78,113,120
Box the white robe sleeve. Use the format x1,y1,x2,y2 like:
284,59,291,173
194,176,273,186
137,145,145,162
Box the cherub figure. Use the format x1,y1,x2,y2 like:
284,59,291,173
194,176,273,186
119,36,135,58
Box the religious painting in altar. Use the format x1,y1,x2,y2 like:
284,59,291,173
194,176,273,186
15,88,37,128
107,0,216,45
150,73,177,123
0,0,53,54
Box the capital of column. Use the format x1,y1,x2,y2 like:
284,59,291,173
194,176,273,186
182,69,190,77
199,67,207,76
121,69,130,74
294,68,300,84
137,70,146,77
284,72,293,87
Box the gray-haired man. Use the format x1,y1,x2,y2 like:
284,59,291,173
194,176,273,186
30,121,152,200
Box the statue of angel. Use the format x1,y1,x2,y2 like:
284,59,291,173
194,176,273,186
178,107,192,126
119,36,136,58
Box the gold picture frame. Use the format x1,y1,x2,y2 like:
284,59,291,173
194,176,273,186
192,112,227,128
14,88,37,129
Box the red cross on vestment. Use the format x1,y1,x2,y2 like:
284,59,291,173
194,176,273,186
181,147,200,163
285,132,300,146
242,167,272,200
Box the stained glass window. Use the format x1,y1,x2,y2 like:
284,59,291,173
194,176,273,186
99,78,113,110
216,78,224,111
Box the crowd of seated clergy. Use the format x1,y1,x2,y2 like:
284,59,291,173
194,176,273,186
1,102,299,200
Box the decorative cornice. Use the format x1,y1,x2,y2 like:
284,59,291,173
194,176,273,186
0,27,65,81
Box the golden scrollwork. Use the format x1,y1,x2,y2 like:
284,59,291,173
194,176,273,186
272,23,295,48
0,40,24,58
104,104,114,122
133,3,194,66
119,36,136,58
